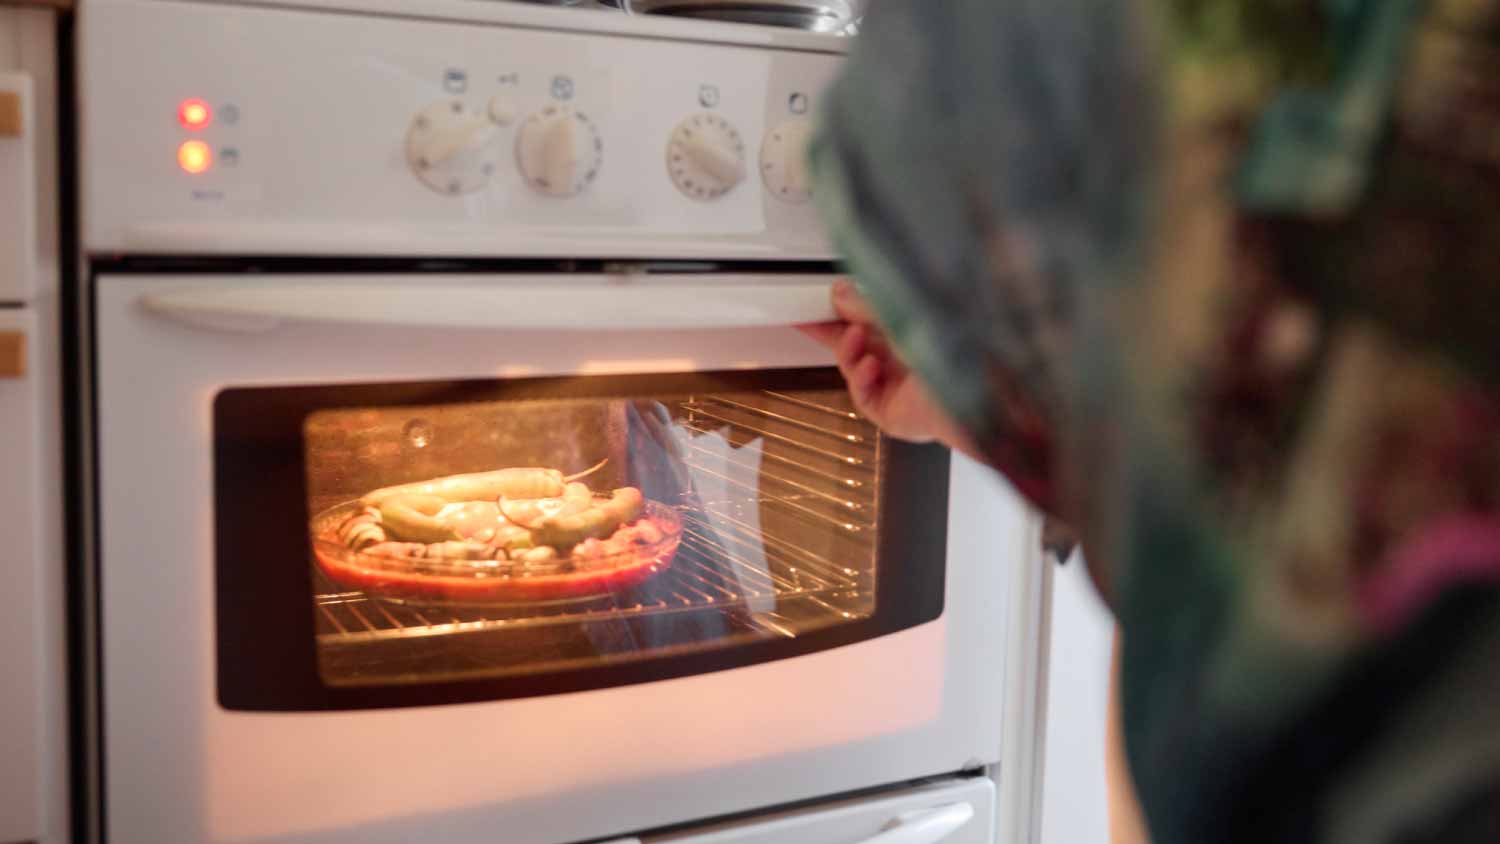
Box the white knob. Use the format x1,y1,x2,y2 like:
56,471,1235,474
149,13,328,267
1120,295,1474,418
760,118,813,204
667,113,746,201
515,105,602,197
406,100,500,196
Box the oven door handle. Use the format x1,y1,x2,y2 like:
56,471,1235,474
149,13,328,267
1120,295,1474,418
139,276,838,333
853,802,976,844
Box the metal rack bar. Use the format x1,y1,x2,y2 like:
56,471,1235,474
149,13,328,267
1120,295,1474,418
659,564,722,604
803,592,863,620
747,614,799,639
315,582,866,646
683,532,777,592
761,391,861,421
684,460,874,533
696,508,866,585
675,545,776,599
671,553,749,600
680,527,786,592
680,440,872,513
318,603,349,634
370,600,409,629
686,397,871,446
683,514,850,588
313,532,873,647
679,523,830,593
689,509,847,579
345,600,378,633
679,421,869,489
679,405,869,467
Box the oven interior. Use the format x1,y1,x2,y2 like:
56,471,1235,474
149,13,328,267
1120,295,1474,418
303,384,886,687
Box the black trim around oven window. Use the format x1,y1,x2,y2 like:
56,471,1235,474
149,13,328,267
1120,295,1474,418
213,368,949,711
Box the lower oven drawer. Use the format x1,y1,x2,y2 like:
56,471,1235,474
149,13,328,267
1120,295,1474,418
636,777,995,844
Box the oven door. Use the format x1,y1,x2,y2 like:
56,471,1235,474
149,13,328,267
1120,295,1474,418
92,272,1039,844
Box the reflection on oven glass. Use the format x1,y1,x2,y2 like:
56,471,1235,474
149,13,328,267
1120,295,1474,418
303,388,880,686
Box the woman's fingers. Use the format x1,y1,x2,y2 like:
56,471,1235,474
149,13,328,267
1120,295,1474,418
831,279,880,326
836,321,869,371
796,321,845,349
847,354,884,415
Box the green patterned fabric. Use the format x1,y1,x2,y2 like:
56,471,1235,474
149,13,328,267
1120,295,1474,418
810,1,1500,841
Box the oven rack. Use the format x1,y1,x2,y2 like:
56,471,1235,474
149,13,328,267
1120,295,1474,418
678,393,879,535
314,508,871,645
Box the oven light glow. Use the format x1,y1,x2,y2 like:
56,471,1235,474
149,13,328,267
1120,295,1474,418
177,140,212,174
177,98,212,130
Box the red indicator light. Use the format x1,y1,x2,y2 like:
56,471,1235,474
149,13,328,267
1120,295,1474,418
178,98,212,130
178,140,212,174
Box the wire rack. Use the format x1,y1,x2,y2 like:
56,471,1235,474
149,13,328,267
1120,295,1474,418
313,389,879,647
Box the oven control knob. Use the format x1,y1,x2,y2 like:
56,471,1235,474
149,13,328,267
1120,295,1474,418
405,100,500,195
667,113,746,201
515,105,602,197
759,119,813,204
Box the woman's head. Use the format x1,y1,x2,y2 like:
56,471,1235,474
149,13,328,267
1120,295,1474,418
809,0,1500,593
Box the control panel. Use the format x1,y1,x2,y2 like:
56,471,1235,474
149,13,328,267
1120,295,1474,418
82,0,846,259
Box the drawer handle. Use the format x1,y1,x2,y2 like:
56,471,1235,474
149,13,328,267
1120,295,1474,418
0,88,21,137
0,330,24,378
855,802,976,844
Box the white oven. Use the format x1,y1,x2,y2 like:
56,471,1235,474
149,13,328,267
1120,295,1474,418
74,2,1052,843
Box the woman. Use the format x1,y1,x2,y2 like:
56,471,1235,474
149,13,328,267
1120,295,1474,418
802,1,1500,841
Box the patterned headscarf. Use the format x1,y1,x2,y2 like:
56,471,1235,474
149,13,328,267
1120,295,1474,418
810,1,1500,840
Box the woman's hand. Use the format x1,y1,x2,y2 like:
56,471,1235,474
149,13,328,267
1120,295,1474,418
800,280,978,457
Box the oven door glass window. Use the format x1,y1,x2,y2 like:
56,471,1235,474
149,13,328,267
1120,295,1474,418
214,370,947,710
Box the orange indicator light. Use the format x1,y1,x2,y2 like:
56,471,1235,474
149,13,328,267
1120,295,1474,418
178,140,212,174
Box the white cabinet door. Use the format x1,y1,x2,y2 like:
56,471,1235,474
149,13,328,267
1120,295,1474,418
646,778,995,844
0,69,34,303
0,308,40,842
